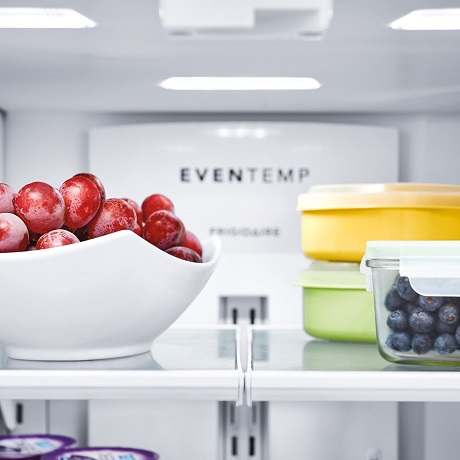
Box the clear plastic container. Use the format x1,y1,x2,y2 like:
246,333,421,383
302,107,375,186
362,240,460,365
298,261,376,342
297,183,460,262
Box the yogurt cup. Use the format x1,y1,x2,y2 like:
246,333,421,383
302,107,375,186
42,447,159,460
0,435,76,460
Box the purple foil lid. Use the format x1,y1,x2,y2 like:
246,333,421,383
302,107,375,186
42,447,159,460
0,435,76,460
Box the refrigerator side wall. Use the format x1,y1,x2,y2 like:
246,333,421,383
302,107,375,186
0,110,4,182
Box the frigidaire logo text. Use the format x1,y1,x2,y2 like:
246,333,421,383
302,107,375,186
180,167,310,183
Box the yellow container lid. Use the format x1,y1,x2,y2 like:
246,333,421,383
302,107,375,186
297,183,460,211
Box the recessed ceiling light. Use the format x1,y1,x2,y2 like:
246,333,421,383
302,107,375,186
216,127,267,139
390,9,460,30
159,77,321,91
0,8,96,29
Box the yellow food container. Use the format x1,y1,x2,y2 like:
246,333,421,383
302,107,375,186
297,183,460,263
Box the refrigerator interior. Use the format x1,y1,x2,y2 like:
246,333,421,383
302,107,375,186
1,1,460,459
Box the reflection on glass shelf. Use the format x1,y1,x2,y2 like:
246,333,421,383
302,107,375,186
251,328,388,371
152,326,237,370
251,328,460,373
0,327,237,372
6,352,163,370
383,363,460,372
302,340,388,371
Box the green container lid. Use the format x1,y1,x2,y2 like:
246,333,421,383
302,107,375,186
299,261,376,342
297,261,367,289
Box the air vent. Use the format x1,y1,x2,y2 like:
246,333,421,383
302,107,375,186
159,0,333,39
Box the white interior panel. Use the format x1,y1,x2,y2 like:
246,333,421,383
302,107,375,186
399,403,425,460
49,401,88,447
425,403,460,460
267,402,398,460
89,400,219,460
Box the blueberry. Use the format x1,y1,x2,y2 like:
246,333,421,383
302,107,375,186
395,276,419,302
405,303,419,315
411,333,433,355
386,331,412,352
434,333,458,355
446,297,460,306
387,309,409,331
419,296,444,312
438,303,460,326
384,288,407,312
435,319,457,334
408,307,436,333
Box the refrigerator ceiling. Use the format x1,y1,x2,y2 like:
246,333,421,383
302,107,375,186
0,0,459,113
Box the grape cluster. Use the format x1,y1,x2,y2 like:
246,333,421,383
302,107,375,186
0,173,203,263
384,275,460,355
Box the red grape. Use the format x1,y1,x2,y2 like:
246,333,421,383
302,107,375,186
166,246,202,263
143,210,185,250
133,222,143,236
142,194,174,221
36,229,80,250
182,230,203,257
59,176,101,229
0,213,29,252
87,198,137,238
28,230,40,246
0,183,16,213
14,181,65,234
74,173,106,201
71,224,89,242
121,198,143,226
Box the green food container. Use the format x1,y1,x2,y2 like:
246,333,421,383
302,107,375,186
298,261,376,342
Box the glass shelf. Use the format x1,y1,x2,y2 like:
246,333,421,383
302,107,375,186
4,324,460,404
248,327,460,403
0,326,241,402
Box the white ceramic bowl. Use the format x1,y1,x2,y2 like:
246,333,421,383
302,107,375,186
0,230,221,361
